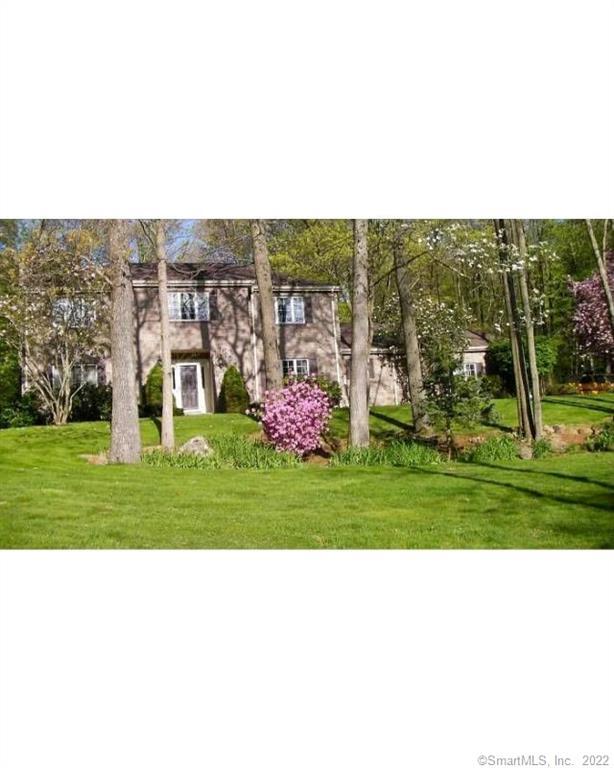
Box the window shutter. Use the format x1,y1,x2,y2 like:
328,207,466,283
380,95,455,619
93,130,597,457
368,358,375,379
208,290,219,321
303,296,313,323
308,357,318,375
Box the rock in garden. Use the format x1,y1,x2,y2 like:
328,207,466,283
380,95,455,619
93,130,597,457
552,424,565,434
543,425,554,435
518,443,533,460
179,436,212,456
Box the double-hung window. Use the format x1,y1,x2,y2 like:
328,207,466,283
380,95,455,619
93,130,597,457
282,358,310,377
276,296,305,324
72,363,99,387
168,291,209,321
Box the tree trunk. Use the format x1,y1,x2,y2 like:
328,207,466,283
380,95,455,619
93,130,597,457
393,242,429,431
514,220,543,441
495,220,534,439
349,219,370,447
155,220,175,451
586,219,614,334
250,219,282,392
108,220,142,464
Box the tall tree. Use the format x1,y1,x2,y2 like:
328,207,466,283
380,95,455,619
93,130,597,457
495,220,534,439
155,220,175,450
250,220,282,391
585,219,614,335
393,234,429,432
349,219,370,447
108,220,141,463
513,220,543,440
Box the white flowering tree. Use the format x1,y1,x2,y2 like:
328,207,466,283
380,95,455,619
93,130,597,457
0,223,109,425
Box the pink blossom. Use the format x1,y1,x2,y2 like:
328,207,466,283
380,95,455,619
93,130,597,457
261,381,332,456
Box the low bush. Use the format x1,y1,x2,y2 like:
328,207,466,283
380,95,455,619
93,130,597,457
330,440,442,467
463,435,519,463
70,383,112,422
283,374,343,407
262,380,332,456
0,391,44,429
143,362,182,416
544,382,579,396
142,435,301,470
532,438,553,459
587,420,614,452
219,366,250,413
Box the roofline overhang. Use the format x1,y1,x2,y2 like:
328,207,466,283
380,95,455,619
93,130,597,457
132,279,341,292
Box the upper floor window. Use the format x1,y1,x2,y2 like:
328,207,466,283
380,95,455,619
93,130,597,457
168,291,209,321
52,297,95,328
276,296,305,324
282,358,310,377
72,363,99,387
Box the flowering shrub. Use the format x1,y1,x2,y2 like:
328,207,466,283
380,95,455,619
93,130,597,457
261,381,332,456
570,255,614,357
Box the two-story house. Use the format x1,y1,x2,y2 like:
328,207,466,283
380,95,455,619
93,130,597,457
84,262,488,413
109,263,344,413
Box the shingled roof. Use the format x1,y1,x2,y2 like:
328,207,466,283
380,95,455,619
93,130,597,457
129,262,332,287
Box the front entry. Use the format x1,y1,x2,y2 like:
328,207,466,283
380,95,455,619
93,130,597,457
172,362,206,413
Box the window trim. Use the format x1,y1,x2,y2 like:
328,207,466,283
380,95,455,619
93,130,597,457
168,291,210,322
275,296,306,325
282,358,310,377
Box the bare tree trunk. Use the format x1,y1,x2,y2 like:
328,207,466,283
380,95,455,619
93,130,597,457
514,220,543,441
393,242,429,432
108,220,142,464
349,219,370,447
495,220,533,439
155,220,175,450
250,219,282,392
586,219,614,333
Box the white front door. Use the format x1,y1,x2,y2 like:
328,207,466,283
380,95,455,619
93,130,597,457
173,362,206,413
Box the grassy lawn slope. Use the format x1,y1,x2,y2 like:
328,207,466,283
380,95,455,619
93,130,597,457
1,396,613,549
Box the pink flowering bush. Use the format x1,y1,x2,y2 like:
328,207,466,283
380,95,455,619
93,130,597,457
261,381,332,456
570,254,614,356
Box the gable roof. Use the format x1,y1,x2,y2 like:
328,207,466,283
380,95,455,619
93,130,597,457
340,324,489,352
129,262,334,288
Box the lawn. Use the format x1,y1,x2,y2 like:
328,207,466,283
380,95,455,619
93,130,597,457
0,395,612,549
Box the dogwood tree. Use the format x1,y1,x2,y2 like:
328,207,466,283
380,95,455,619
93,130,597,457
0,224,108,424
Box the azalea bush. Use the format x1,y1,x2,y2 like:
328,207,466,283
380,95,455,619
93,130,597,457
261,380,332,456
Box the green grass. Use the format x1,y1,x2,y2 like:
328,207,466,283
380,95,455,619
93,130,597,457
0,395,613,549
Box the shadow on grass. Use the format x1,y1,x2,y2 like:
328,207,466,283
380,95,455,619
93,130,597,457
543,397,614,415
151,417,161,440
410,465,614,514
370,409,412,432
469,461,614,493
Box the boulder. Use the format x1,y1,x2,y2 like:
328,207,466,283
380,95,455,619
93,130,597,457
552,424,566,434
518,443,533,460
543,425,554,435
576,426,592,437
179,436,212,456
548,435,567,453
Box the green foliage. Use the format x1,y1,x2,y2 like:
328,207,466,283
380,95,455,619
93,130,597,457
70,384,112,422
330,440,442,467
0,344,21,411
586,420,614,452
219,366,250,413
532,438,553,459
143,362,182,416
480,402,503,426
0,391,44,429
463,435,519,463
485,336,558,393
283,374,342,407
142,434,301,470
480,374,507,399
